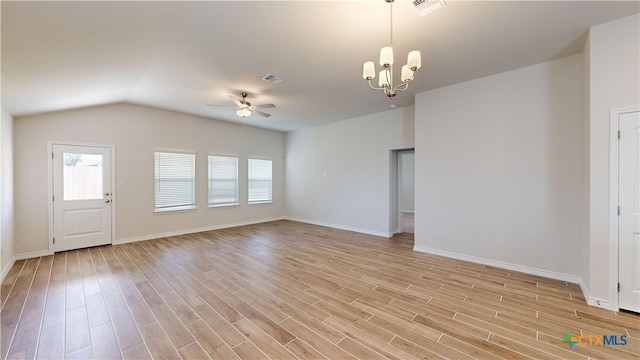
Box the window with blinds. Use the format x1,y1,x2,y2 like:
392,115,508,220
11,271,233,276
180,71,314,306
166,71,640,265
248,158,272,204
154,152,196,212
208,155,238,207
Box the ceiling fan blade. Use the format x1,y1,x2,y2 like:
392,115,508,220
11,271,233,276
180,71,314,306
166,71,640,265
251,103,275,109
252,110,271,118
207,104,233,108
228,94,242,107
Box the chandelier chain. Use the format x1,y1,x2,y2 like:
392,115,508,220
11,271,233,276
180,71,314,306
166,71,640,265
389,1,394,46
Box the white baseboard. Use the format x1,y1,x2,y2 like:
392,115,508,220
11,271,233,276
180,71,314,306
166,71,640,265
585,296,614,310
15,250,54,260
1,250,54,282
577,278,615,310
285,217,391,238
114,216,286,245
9,219,601,311
581,281,616,310
413,245,583,285
1,256,17,283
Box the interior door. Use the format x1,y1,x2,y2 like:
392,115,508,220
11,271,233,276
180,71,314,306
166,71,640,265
52,144,113,252
618,111,640,312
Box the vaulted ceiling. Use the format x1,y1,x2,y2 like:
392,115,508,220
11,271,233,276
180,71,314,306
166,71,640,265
2,1,638,132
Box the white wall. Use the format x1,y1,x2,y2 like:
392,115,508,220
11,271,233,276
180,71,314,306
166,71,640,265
586,14,640,308
285,106,415,237
414,54,584,281
1,106,16,280
14,103,285,256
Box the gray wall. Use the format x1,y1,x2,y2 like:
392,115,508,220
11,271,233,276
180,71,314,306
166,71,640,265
13,103,285,255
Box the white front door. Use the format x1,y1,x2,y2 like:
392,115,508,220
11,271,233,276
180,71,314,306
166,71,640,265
52,144,113,252
618,111,640,312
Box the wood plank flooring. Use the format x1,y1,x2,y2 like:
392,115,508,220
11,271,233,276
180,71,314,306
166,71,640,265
402,212,414,234
1,220,638,359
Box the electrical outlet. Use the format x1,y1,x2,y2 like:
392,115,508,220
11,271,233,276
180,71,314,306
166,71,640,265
435,231,442,240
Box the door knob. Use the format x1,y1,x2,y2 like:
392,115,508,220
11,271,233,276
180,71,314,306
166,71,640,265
105,192,111,196
105,199,111,203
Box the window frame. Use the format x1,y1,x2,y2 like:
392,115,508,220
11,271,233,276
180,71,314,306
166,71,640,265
247,158,273,205
207,155,239,208
154,151,196,213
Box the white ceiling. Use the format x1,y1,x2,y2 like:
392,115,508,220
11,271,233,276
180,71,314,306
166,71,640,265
2,1,638,132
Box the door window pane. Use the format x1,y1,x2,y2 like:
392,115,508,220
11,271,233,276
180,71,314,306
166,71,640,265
63,153,103,200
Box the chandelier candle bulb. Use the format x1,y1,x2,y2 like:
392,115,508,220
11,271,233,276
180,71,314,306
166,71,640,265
363,61,376,79
401,65,414,82
407,50,421,71
379,69,391,87
380,46,394,67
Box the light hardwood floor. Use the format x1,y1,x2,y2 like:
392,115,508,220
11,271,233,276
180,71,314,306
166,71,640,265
402,212,414,234
1,220,638,359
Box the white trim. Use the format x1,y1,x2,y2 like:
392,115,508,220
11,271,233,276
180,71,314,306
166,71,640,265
153,206,198,214
586,296,614,310
609,107,640,311
114,216,285,245
390,150,400,235
286,217,391,238
609,109,620,311
577,277,615,310
3,251,57,275
413,245,583,284
15,250,54,261
47,142,53,253
390,148,415,236
47,141,116,253
0,256,16,282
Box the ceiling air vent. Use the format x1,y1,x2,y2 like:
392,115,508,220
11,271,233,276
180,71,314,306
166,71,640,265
412,0,446,16
262,73,283,84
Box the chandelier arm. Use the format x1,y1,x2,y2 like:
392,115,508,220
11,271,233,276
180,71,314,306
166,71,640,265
393,82,411,93
367,79,387,91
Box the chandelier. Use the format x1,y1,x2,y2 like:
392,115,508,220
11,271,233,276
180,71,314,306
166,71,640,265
362,0,421,98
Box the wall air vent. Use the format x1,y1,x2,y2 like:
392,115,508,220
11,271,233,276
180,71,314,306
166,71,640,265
262,73,283,84
412,0,446,16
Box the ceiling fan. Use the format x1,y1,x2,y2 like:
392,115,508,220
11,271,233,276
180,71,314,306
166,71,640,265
208,92,275,118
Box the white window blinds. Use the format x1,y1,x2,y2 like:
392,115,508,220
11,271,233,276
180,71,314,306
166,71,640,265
248,158,272,204
154,152,195,212
208,156,238,206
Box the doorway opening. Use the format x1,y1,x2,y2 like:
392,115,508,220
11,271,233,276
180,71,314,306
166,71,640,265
390,149,415,235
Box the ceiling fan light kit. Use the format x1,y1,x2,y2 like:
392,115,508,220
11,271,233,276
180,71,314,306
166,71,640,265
208,92,275,119
363,0,443,98
236,108,252,118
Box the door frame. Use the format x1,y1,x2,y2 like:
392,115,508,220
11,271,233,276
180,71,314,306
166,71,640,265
47,140,116,253
609,107,639,311
390,148,415,235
